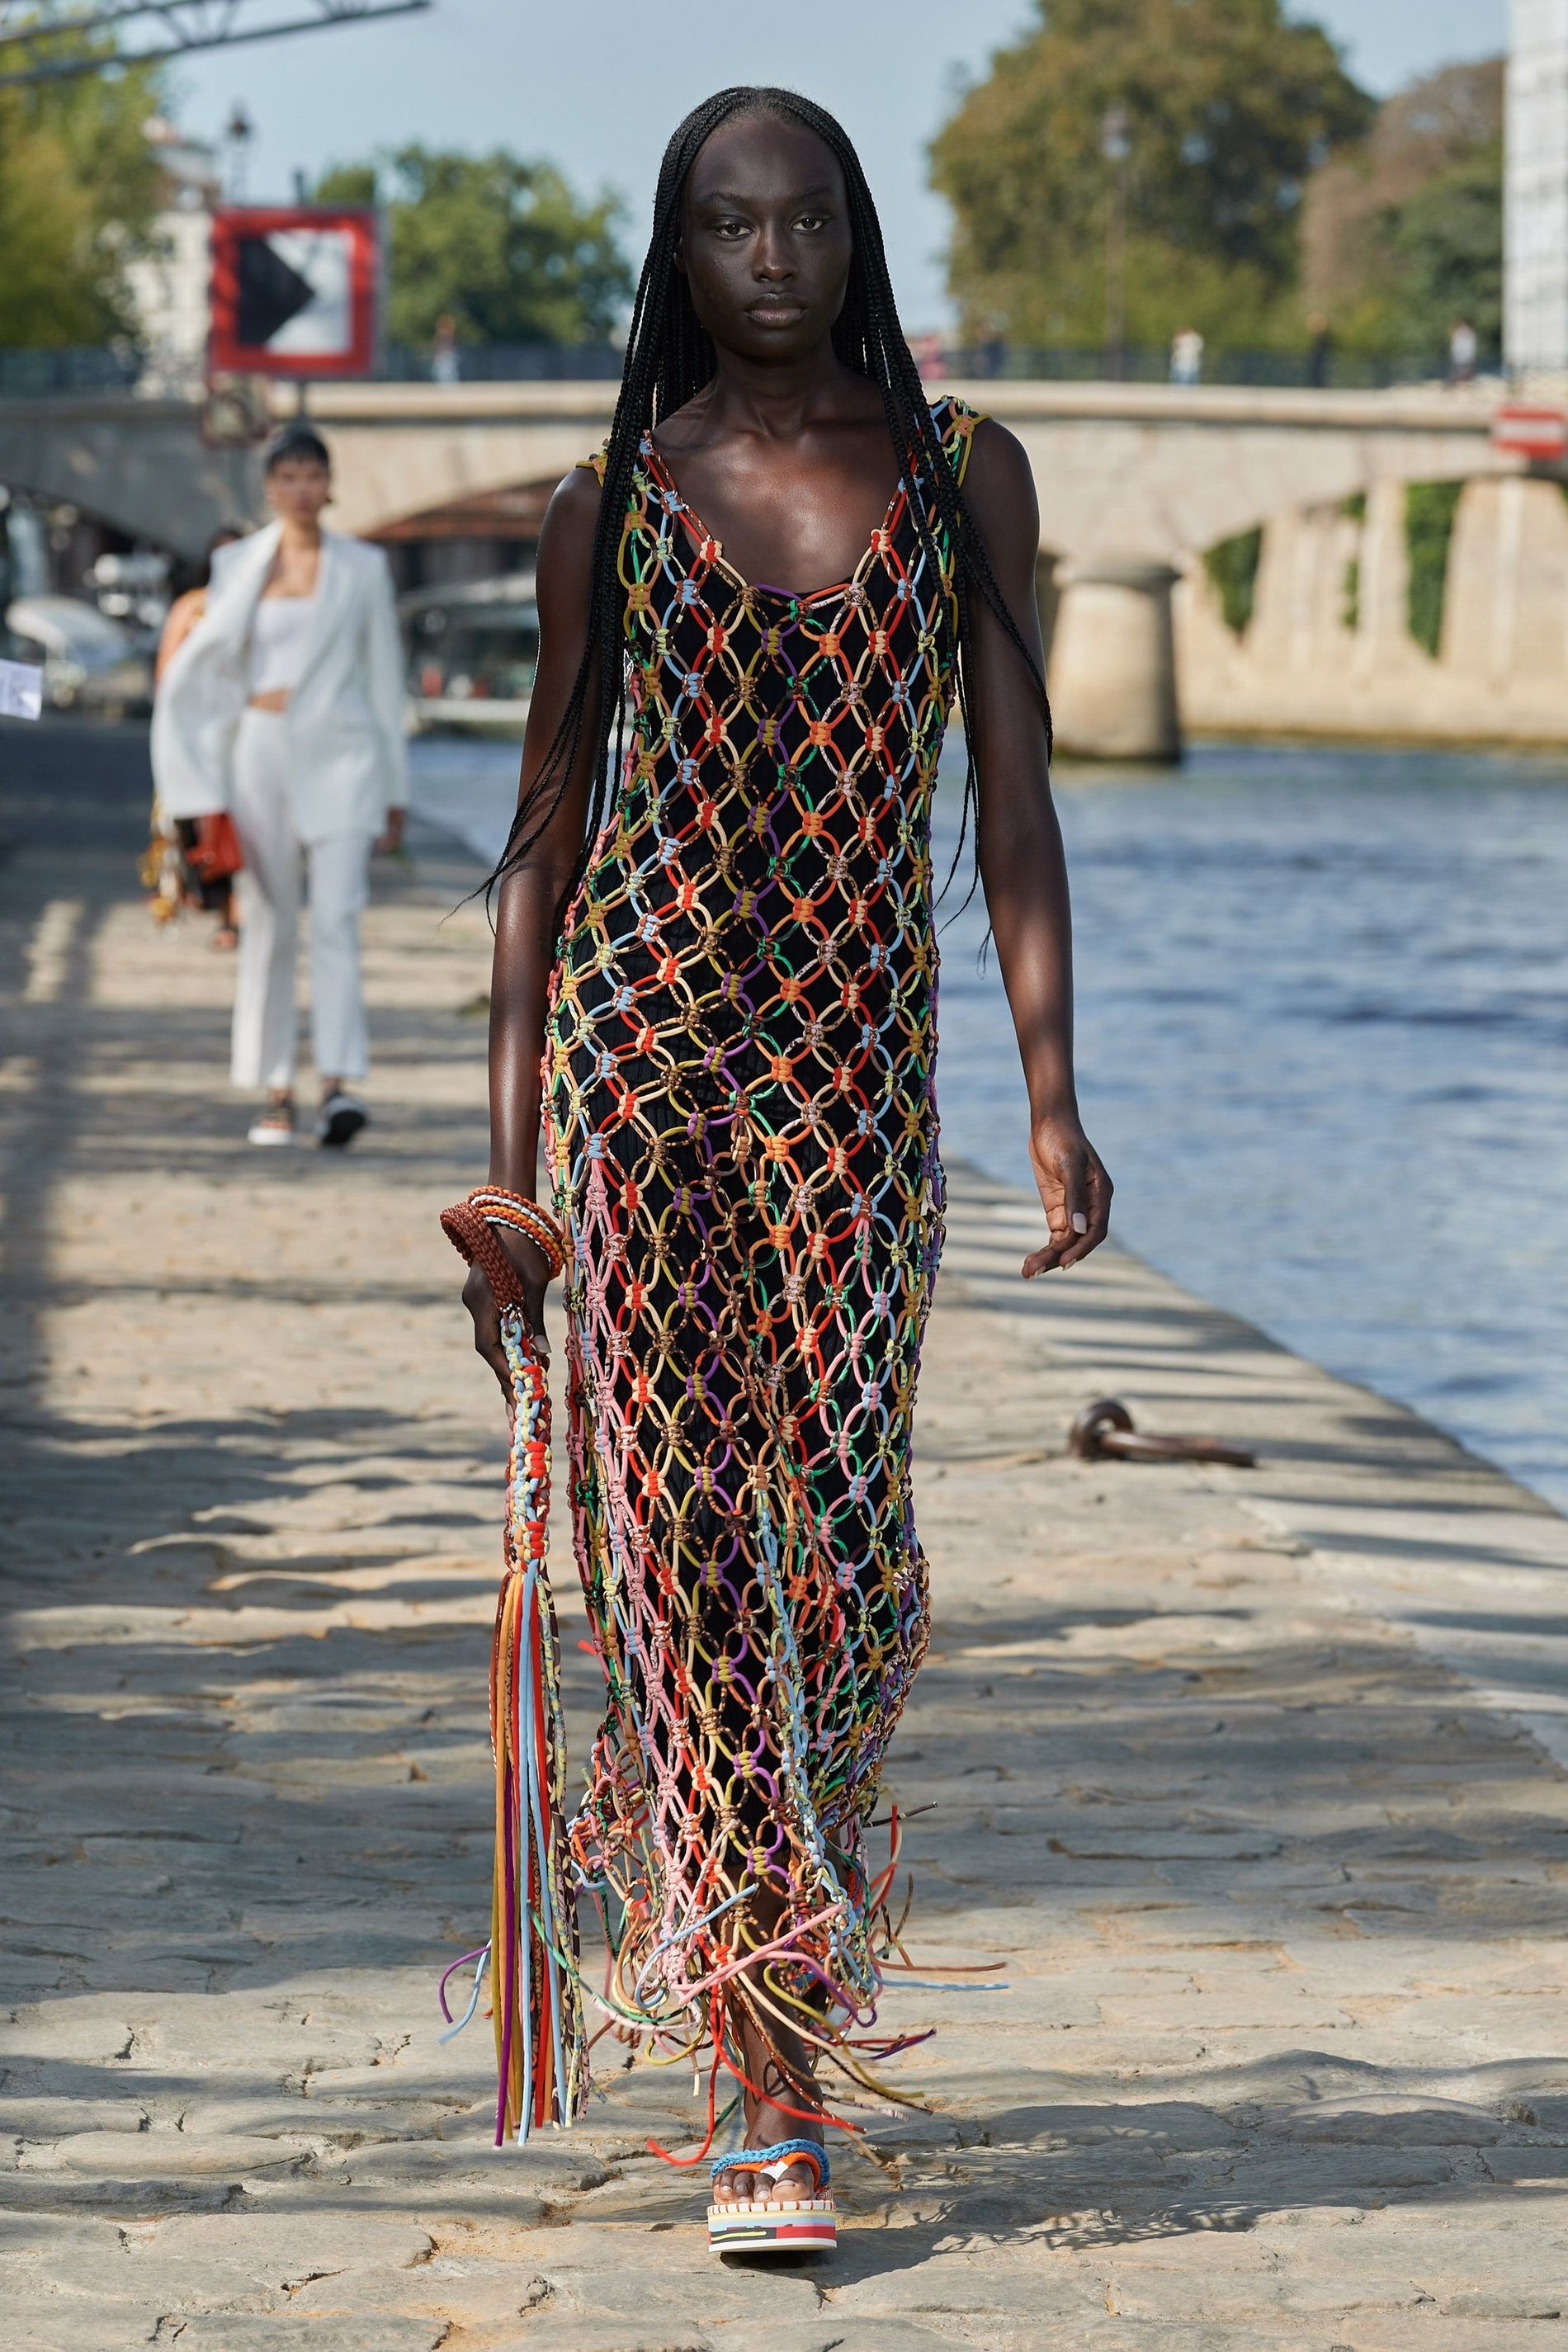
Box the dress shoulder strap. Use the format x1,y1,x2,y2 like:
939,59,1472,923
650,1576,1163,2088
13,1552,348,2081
931,394,985,490
579,440,609,485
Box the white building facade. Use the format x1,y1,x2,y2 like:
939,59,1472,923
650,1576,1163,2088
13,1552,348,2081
1508,0,1568,373
125,122,221,392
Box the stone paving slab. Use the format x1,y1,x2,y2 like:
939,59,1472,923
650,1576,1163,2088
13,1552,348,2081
3,725,1568,2348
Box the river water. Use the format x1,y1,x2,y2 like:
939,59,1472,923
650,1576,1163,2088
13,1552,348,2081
411,735,1568,1515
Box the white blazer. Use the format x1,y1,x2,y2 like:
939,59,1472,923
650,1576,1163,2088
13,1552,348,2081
151,522,409,843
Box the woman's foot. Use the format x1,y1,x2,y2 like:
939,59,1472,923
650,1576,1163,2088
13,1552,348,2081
707,2106,834,2255
210,923,239,952
316,1084,369,1150
246,1091,295,1147
710,2035,826,2208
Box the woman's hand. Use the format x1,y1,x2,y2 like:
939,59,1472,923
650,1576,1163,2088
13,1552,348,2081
1023,1110,1113,1278
376,807,406,855
463,1222,552,1399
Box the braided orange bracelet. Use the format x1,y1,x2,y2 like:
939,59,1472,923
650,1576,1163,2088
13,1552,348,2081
466,1187,568,1279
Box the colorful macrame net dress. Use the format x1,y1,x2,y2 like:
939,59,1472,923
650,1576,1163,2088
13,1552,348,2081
533,394,981,2150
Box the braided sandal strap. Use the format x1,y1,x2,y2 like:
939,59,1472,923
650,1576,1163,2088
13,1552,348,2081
709,2138,829,2191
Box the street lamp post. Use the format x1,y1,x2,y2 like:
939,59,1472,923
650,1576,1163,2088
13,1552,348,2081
1102,102,1131,381
224,104,253,204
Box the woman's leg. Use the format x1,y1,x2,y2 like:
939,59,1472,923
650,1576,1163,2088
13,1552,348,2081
718,1896,826,2204
305,830,372,1089
229,714,300,1093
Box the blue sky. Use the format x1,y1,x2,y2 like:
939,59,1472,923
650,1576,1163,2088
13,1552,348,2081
175,0,1510,328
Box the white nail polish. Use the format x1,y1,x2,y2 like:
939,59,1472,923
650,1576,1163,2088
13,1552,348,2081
1072,1211,1089,1234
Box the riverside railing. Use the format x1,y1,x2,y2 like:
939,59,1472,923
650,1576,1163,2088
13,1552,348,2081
0,341,1498,398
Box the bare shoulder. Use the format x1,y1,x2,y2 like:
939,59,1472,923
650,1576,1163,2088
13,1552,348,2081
540,464,602,556
960,417,1039,541
535,463,603,620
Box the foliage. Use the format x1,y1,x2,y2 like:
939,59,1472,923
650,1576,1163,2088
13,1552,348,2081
1389,140,1502,354
1202,527,1263,637
1302,61,1501,357
314,146,631,347
1340,555,1360,635
0,47,164,345
1339,494,1365,632
929,0,1372,346
1405,480,1465,657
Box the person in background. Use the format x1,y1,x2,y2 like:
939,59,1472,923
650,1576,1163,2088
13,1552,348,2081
1448,318,1478,387
149,524,244,947
431,314,460,385
156,525,243,678
913,328,944,381
151,426,408,1150
1170,324,1204,385
1306,314,1334,390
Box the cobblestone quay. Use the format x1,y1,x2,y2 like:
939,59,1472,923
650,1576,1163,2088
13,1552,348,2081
4,723,1568,2349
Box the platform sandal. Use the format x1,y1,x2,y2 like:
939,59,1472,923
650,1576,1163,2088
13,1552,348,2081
706,2139,836,2255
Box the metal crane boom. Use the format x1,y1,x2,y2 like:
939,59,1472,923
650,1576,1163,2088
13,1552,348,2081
0,0,431,87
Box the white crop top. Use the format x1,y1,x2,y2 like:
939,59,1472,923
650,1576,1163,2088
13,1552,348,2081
248,594,317,696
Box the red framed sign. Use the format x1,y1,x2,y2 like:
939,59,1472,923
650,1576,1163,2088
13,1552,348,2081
1492,405,1568,461
209,205,380,379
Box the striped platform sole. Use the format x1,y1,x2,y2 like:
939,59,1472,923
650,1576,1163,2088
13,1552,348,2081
706,2197,838,2255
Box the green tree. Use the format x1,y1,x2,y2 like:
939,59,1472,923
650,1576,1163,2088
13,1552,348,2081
314,146,631,347
930,0,1372,348
0,53,164,344
1389,142,1502,354
1302,61,1501,357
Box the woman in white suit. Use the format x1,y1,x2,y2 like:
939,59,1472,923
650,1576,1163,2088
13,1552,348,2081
152,427,407,1147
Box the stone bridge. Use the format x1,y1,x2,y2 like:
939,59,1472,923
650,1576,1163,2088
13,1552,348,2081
0,377,1540,755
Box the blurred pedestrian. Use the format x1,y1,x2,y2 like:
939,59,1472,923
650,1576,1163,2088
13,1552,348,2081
1448,318,1478,386
1306,314,1334,390
148,524,244,947
431,314,460,385
1170,325,1204,385
151,427,408,1150
913,329,944,381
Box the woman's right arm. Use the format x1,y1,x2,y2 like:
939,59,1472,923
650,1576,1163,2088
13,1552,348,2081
465,464,604,1394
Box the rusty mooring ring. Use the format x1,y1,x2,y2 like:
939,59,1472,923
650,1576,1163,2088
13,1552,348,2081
1069,1397,1256,1469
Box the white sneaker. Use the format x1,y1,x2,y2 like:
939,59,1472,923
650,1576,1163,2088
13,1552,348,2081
317,1090,369,1149
247,1111,295,1147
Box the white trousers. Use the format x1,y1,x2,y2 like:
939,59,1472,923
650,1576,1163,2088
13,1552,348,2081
230,709,373,1091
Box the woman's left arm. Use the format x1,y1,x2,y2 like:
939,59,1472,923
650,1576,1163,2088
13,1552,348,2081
960,419,1112,1277
365,545,409,852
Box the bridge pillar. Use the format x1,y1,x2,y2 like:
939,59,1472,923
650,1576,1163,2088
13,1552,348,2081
1047,557,1183,763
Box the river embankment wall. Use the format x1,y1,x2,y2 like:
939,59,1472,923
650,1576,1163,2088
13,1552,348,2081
1176,475,1568,746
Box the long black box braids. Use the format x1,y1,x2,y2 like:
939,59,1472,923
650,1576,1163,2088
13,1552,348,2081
489,84,1049,908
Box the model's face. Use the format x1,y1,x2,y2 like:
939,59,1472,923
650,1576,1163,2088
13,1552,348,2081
679,115,852,364
265,456,331,524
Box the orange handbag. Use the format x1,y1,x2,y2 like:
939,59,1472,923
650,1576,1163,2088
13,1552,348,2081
187,811,244,883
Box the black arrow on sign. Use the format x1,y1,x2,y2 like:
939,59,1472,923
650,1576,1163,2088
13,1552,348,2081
235,236,315,348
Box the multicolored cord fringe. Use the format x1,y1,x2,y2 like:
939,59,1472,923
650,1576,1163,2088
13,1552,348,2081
439,1197,585,2142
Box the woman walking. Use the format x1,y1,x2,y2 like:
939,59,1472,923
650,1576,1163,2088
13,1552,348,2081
458,87,1110,2250
147,525,243,947
151,427,407,1147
